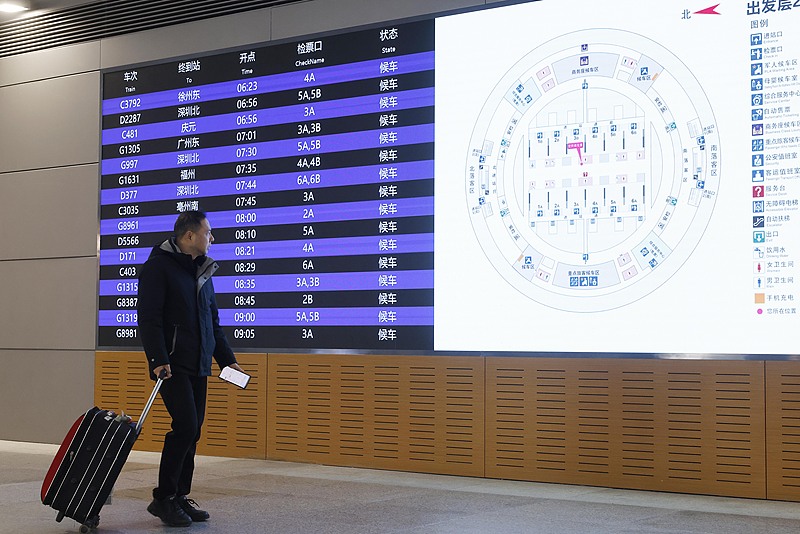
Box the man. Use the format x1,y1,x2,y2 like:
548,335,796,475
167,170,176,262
137,210,244,527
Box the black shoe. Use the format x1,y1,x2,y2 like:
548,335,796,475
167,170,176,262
177,495,210,522
147,495,192,527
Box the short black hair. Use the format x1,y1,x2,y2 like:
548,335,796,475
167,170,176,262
174,210,207,237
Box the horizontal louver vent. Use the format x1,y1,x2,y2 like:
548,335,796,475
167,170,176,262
0,0,299,58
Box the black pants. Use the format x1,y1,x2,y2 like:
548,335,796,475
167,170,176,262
153,372,207,500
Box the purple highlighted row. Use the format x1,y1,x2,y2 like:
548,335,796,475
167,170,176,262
100,269,434,296
100,233,434,268
101,160,433,206
100,305,433,327
102,123,433,175
103,87,433,145
103,51,434,116
101,197,433,236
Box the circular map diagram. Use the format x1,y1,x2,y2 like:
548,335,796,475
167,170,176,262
465,29,721,312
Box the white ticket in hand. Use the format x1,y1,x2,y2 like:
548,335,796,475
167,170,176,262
219,366,250,389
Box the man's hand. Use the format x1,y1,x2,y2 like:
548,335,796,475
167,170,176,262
229,362,245,374
153,364,172,379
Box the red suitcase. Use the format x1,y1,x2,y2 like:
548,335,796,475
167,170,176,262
41,373,164,533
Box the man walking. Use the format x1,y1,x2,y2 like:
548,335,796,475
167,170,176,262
137,210,243,527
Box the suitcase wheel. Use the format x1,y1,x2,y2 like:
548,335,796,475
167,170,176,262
79,514,99,533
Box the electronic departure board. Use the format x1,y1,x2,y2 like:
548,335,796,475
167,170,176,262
99,20,434,350
100,0,800,356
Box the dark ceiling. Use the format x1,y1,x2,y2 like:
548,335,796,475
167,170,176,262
0,0,96,23
0,0,297,58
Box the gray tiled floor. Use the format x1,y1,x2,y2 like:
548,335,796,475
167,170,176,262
11,439,800,533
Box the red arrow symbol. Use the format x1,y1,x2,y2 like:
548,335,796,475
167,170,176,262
694,4,721,15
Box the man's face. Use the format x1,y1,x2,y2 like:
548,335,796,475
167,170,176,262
185,218,214,258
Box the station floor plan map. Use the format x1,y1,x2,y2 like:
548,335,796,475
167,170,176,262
463,28,719,313
434,0,800,354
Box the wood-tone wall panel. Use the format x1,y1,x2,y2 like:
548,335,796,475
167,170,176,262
267,354,484,477
201,356,267,457
486,358,766,499
93,353,800,501
95,352,267,459
766,361,800,501
94,352,169,451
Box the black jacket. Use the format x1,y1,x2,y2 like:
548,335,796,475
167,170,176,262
137,238,236,377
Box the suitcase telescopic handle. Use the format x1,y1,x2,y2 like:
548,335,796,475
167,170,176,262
135,369,167,435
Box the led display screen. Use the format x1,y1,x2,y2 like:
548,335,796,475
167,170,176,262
100,0,800,355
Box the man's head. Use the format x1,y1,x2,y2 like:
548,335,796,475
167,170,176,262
174,210,214,259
